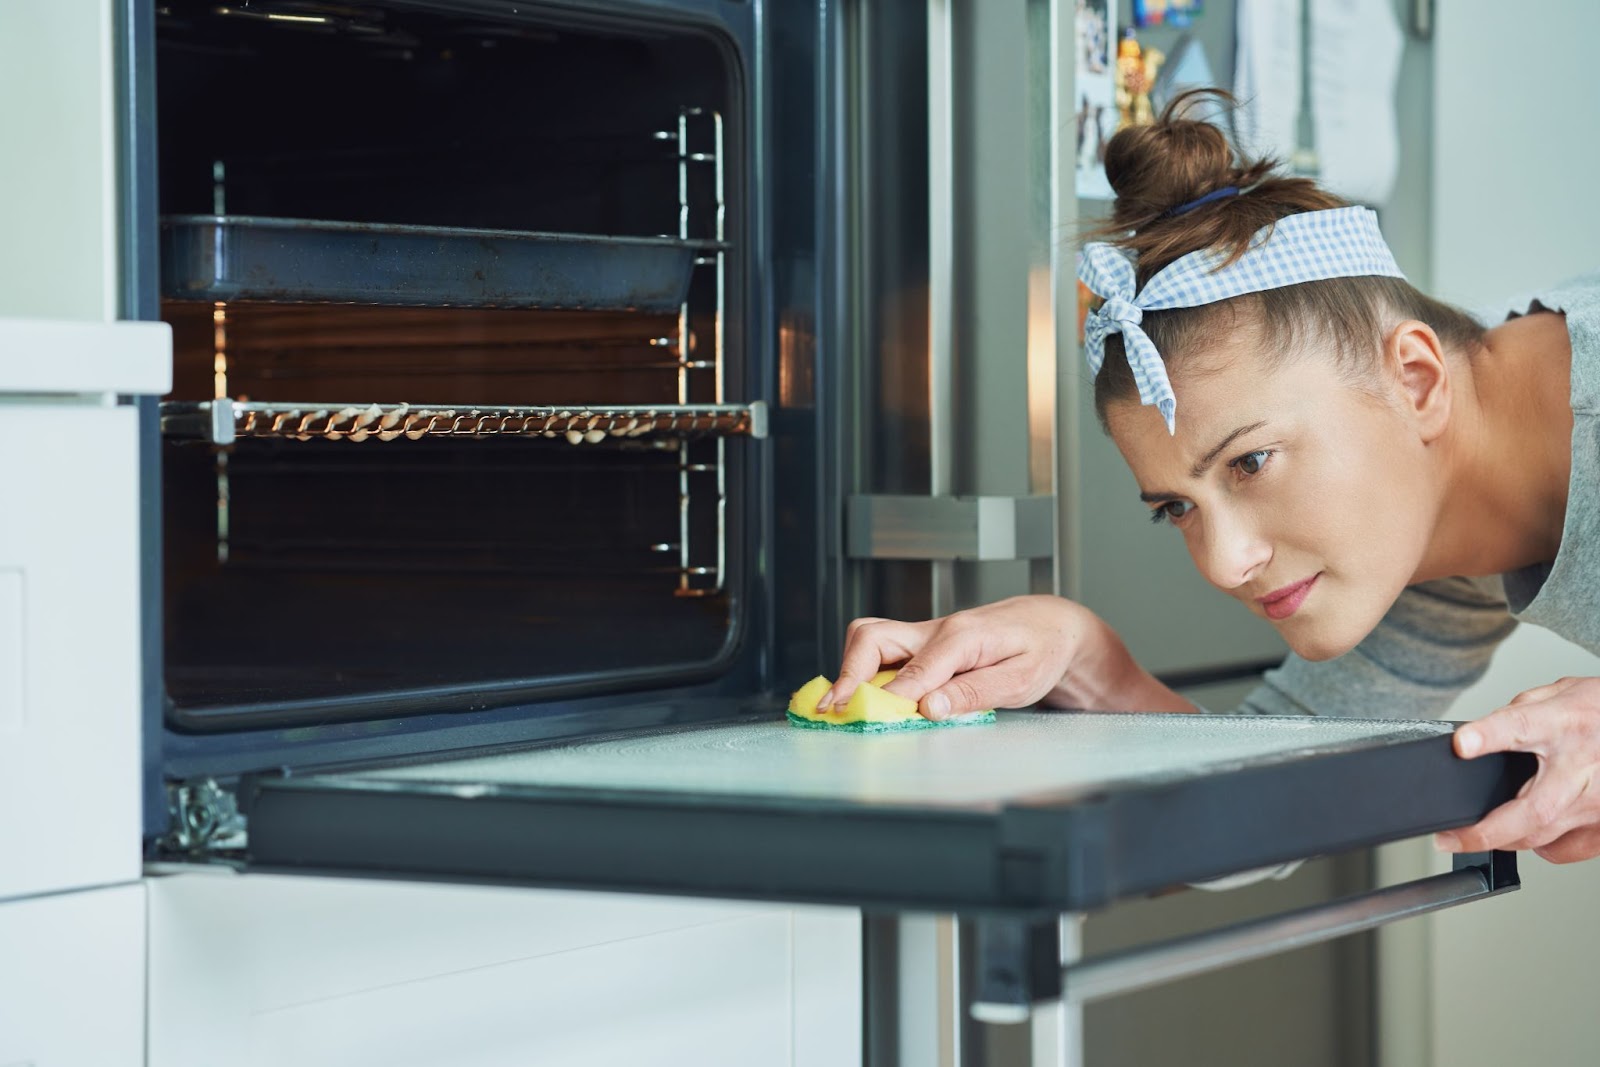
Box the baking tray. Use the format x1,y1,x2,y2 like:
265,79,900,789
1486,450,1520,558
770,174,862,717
160,215,707,312
238,711,1535,914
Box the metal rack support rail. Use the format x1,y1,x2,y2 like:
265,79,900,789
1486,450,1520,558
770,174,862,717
666,105,728,597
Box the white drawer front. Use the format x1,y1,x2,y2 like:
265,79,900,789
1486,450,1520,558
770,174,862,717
149,874,861,1067
0,883,145,1067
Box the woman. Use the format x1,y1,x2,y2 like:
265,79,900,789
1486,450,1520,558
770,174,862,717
820,93,1600,865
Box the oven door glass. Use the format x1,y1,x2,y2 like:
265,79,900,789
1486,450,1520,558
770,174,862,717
237,712,1531,913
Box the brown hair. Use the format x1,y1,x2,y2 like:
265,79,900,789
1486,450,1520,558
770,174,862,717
1087,89,1485,428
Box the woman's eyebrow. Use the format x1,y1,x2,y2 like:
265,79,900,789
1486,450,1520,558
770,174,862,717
1190,420,1267,478
1136,420,1270,504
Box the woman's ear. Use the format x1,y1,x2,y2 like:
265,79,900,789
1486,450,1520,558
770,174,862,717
1385,319,1452,442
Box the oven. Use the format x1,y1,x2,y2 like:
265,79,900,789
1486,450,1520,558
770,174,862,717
131,0,831,822
0,1,1540,1064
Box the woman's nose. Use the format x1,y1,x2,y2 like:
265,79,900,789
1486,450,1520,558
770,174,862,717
1195,513,1272,591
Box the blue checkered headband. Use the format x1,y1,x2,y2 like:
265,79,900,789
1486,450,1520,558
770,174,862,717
1079,206,1406,434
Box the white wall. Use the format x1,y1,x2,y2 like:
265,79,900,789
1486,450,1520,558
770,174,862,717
1428,2,1600,312
0,0,121,321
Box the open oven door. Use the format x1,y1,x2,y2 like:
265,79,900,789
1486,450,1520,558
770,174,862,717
235,712,1529,935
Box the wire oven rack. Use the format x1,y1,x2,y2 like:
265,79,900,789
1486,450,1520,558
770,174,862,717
162,107,736,595
160,400,766,446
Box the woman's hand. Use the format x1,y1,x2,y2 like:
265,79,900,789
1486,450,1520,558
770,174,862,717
1437,677,1600,863
821,594,1194,721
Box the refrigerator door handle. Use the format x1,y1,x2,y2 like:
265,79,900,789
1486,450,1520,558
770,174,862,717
971,850,1518,1018
845,493,1057,561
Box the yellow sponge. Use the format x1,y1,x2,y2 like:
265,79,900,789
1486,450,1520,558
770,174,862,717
785,671,996,732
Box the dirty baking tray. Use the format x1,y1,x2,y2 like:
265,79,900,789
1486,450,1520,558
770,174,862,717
160,215,709,312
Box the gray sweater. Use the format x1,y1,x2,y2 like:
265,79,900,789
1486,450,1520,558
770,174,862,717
1236,269,1600,720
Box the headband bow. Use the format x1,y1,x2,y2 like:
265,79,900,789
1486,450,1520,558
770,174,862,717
1080,206,1407,434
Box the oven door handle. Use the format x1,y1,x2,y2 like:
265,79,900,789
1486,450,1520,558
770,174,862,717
971,850,1518,1020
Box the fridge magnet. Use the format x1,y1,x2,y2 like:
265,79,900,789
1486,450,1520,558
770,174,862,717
1131,0,1203,29
1116,29,1165,130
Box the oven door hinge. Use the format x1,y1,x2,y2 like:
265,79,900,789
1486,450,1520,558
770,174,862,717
160,778,248,859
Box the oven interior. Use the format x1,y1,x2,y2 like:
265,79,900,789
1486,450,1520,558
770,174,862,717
153,1,753,728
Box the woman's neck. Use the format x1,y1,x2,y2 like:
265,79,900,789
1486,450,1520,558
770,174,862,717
1424,310,1572,580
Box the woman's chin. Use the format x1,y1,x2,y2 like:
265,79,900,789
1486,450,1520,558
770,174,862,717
1279,621,1366,663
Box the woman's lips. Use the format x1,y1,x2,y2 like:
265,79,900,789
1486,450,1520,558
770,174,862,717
1258,574,1320,621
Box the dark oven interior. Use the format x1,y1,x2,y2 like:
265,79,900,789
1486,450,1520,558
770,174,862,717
152,1,751,729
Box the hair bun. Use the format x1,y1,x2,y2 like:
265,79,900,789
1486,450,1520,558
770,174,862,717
1088,89,1346,280
1102,89,1239,223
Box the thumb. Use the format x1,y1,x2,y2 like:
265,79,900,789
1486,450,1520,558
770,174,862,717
920,664,1017,721
1455,700,1550,760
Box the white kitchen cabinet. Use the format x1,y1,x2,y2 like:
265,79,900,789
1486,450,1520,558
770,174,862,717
0,323,169,901
0,883,145,1067
147,872,861,1067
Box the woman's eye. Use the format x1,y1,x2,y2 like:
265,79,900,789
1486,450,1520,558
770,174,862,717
1231,449,1274,477
1149,500,1194,525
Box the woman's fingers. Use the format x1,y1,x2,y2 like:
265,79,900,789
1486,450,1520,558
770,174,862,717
877,644,973,713
828,596,1088,717
823,618,927,710
1454,701,1559,760
1439,682,1600,855
917,660,1034,720
1533,824,1600,865
1437,786,1559,853
1505,676,1585,708
878,619,996,708
1461,680,1591,757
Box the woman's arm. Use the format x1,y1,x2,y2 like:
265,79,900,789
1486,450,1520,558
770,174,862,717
826,594,1196,720
1041,608,1198,714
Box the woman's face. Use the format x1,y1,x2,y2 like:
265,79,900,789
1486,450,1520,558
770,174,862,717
1106,341,1441,661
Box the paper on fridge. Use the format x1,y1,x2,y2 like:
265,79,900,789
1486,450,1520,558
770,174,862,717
1232,0,1302,163
1309,0,1404,205
1075,0,1119,199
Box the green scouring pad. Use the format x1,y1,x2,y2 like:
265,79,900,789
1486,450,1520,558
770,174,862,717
785,709,997,732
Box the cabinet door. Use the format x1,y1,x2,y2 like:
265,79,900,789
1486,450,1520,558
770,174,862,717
0,884,145,1067
0,402,143,899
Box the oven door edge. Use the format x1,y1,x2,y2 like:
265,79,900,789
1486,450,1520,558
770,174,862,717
213,719,1531,915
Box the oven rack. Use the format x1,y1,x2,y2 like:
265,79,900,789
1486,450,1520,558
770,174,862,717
160,401,768,447
160,215,723,313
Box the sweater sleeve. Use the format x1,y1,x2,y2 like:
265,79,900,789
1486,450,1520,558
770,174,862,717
1229,575,1519,720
